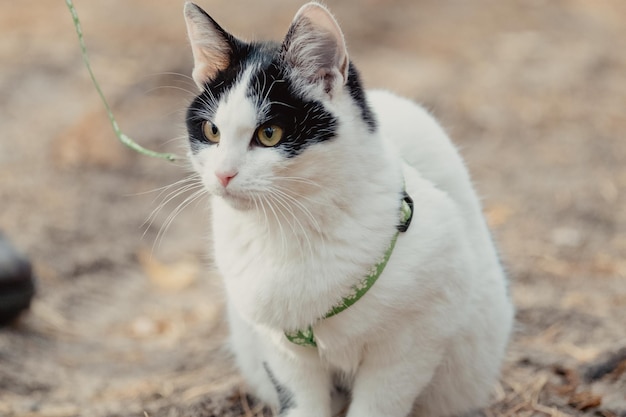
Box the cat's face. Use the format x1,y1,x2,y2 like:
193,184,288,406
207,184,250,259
184,2,374,210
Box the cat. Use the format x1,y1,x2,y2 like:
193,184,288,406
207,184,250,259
182,2,514,416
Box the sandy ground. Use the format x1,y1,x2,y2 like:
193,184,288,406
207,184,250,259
0,1,625,416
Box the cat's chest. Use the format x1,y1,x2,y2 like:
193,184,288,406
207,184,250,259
212,206,321,282
211,203,349,328
209,192,400,330
218,247,340,330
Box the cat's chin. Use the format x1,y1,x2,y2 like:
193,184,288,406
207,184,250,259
214,191,254,211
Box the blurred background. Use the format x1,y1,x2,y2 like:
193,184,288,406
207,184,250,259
0,1,625,416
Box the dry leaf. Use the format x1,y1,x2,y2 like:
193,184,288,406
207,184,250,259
568,391,602,411
484,203,514,228
137,249,199,291
594,410,617,417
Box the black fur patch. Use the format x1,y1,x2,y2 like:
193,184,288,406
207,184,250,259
186,40,376,156
263,361,295,415
345,62,377,133
186,40,274,154
247,60,338,157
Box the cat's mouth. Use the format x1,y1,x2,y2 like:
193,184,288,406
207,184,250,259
215,187,255,210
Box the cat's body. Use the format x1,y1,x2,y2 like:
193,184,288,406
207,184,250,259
183,3,513,417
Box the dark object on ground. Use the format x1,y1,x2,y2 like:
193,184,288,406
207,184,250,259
0,233,35,325
584,347,626,382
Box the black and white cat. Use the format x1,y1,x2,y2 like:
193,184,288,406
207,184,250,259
183,2,513,416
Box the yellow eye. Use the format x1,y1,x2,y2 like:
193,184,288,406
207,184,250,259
202,121,220,143
256,125,283,147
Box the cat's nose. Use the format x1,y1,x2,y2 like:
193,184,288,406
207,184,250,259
215,170,238,187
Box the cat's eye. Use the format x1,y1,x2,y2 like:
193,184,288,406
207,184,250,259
202,121,220,144
256,125,284,147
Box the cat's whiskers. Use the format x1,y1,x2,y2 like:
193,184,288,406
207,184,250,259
259,193,289,255
147,71,196,83
250,194,264,230
267,186,323,235
251,193,268,231
275,176,323,188
259,70,269,105
267,100,296,109
153,187,207,252
146,175,202,213
142,176,202,230
256,76,295,117
145,184,204,247
265,180,332,257
142,84,199,98
273,186,336,211
275,188,325,258
269,175,337,211
160,134,191,148
127,175,197,198
192,85,220,119
256,70,273,117
265,188,315,259
264,191,303,254
142,72,198,94
142,175,204,242
272,177,339,209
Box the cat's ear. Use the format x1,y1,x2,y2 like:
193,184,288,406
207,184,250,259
184,2,233,90
282,2,349,93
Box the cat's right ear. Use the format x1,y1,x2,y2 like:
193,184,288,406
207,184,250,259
184,2,233,90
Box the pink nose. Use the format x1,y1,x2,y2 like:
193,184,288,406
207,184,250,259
216,171,237,188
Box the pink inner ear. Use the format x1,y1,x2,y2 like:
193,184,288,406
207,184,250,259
296,4,346,56
190,50,230,88
184,3,232,88
286,3,349,85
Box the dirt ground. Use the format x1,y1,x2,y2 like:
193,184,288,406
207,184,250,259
0,1,625,416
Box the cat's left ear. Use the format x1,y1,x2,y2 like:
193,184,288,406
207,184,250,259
282,2,349,93
184,2,234,90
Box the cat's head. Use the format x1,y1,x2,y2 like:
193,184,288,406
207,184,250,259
184,2,376,211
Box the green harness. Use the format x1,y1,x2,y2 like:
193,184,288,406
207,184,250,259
284,191,414,347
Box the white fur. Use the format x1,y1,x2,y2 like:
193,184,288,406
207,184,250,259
192,81,513,417
186,4,513,417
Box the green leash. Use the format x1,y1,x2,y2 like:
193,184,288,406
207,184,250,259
285,191,414,347
65,0,180,162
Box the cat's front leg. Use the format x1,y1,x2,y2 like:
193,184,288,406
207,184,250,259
346,336,443,417
263,344,332,417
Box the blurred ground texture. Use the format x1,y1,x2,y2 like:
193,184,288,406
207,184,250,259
0,0,625,416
